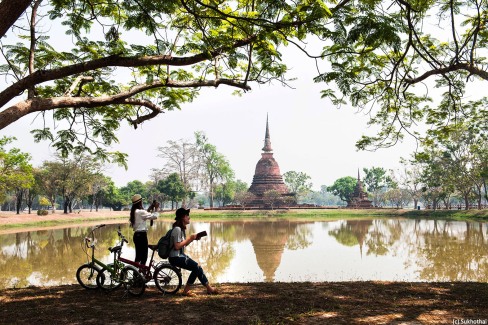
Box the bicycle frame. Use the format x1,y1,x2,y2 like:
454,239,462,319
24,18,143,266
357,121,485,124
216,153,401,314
116,228,162,281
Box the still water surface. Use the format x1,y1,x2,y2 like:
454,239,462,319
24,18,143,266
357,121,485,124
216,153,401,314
1,218,487,289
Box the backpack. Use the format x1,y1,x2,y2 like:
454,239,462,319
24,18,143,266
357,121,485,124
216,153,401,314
157,228,173,259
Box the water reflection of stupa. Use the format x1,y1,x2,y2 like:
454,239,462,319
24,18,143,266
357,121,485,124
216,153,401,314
347,220,373,257
248,115,295,207
247,221,298,282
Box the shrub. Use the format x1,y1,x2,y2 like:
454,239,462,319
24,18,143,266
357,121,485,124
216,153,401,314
37,209,48,216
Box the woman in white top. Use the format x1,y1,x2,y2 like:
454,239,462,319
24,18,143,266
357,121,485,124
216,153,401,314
129,194,157,265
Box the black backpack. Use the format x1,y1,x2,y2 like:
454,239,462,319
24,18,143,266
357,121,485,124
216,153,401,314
157,229,173,259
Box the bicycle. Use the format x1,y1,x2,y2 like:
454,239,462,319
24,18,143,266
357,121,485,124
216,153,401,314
76,223,145,296
96,228,146,297
114,227,183,294
76,224,106,290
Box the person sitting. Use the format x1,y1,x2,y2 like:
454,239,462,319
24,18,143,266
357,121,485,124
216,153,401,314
168,208,219,296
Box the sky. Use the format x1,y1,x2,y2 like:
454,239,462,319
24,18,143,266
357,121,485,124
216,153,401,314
0,44,418,191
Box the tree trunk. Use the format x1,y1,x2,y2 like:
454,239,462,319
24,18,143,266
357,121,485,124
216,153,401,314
464,195,469,210
475,186,482,209
15,189,23,214
63,196,69,214
483,179,488,203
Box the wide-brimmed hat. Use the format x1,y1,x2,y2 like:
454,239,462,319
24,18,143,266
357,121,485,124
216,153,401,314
131,194,143,204
175,208,190,220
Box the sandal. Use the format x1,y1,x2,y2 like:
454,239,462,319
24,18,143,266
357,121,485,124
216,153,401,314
207,288,219,295
183,291,196,297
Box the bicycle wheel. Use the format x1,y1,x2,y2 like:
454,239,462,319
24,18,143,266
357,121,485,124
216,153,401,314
121,265,146,297
76,264,100,290
96,263,123,291
154,264,182,294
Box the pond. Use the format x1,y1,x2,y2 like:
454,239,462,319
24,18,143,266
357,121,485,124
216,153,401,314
1,218,487,289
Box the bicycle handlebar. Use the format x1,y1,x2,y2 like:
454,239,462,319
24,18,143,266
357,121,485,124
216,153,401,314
116,227,128,244
84,237,97,248
83,224,105,249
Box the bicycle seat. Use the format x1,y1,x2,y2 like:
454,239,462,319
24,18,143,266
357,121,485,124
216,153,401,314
108,245,122,253
148,244,158,251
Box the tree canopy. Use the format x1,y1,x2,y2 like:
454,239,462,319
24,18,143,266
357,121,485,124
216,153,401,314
0,0,332,163
283,170,312,196
327,176,356,203
0,136,34,203
1,0,487,162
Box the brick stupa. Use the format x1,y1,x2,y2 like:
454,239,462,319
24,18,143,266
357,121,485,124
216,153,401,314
347,170,373,208
248,116,293,206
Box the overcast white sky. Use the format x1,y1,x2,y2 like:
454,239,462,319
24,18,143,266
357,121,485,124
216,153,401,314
1,43,420,191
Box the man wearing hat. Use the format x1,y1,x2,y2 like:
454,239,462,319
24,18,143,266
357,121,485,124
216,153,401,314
167,207,219,296
129,194,157,265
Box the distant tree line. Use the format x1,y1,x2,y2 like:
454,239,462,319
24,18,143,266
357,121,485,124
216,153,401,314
2,116,488,213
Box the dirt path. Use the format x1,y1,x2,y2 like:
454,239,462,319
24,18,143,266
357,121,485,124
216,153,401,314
0,210,127,225
1,282,487,324
0,210,139,234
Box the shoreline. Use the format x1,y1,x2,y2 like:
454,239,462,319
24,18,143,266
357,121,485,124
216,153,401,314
1,208,488,232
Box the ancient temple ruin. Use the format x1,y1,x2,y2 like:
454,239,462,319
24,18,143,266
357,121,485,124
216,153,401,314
248,116,294,207
347,170,374,208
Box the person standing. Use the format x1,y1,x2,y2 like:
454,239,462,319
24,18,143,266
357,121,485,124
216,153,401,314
129,194,157,265
168,208,219,296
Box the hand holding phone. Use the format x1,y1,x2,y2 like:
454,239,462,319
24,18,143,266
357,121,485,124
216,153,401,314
196,231,207,240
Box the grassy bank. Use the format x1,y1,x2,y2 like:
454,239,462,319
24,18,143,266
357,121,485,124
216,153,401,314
2,208,488,231
165,207,488,221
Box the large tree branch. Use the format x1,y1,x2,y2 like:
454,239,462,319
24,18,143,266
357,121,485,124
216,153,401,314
0,0,33,38
0,78,251,129
404,62,488,85
0,35,257,108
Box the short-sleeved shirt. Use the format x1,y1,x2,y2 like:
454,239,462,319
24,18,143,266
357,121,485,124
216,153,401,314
169,226,185,257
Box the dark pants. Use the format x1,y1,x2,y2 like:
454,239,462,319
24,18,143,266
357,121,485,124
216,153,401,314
169,255,208,286
133,231,148,265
